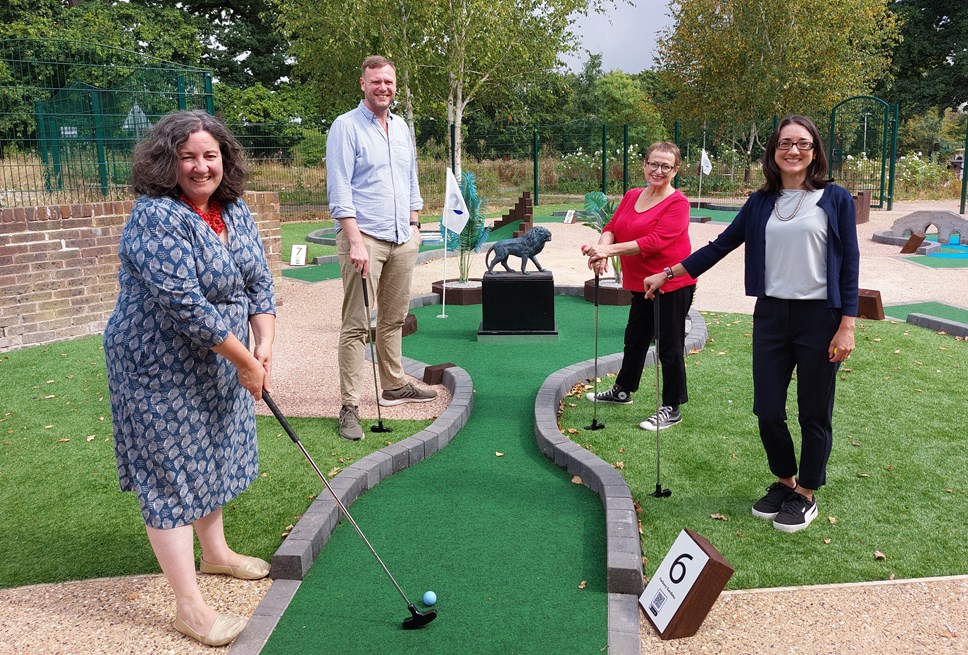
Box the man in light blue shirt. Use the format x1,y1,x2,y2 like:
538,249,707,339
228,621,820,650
327,55,437,441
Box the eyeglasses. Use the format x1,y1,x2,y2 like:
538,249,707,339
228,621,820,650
777,139,814,151
645,161,676,174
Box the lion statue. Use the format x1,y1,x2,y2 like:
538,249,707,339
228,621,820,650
485,226,552,274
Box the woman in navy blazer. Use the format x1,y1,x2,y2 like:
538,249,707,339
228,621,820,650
644,115,859,533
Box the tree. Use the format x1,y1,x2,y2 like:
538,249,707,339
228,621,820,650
879,1,968,117
275,0,611,172
657,0,900,180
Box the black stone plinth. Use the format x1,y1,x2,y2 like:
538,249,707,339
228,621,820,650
478,270,557,338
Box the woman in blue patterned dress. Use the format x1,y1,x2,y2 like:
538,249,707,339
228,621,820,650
104,111,276,647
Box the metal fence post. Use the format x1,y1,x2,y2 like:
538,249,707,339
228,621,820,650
533,126,539,206
888,103,899,211
961,114,968,214
204,73,215,114
623,124,629,194
673,120,680,189
91,92,109,196
601,124,607,195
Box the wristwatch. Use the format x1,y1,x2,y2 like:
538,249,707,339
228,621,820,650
410,222,420,228
663,266,675,280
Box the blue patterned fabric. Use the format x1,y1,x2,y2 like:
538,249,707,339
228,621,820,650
104,196,275,529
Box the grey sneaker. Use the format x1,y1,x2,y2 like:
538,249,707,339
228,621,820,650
338,405,364,441
380,382,437,406
639,406,681,431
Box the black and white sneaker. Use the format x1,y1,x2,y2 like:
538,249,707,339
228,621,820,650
585,384,632,404
639,406,681,431
751,482,797,520
773,492,818,533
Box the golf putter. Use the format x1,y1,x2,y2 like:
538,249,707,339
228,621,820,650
650,295,671,498
585,268,605,431
361,272,392,433
262,390,437,630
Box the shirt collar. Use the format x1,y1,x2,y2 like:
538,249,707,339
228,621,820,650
357,100,394,123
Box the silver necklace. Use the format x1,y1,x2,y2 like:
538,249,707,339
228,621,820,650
774,190,806,221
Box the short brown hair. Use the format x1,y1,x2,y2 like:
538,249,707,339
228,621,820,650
761,115,829,193
131,110,249,205
645,141,682,168
361,55,396,77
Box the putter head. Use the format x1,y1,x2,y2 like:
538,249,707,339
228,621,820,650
371,422,393,433
651,484,672,498
584,419,605,431
402,604,437,630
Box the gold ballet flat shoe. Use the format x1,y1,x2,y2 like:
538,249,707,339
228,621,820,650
174,613,246,647
200,555,270,580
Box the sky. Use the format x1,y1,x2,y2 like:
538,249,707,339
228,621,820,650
562,0,675,74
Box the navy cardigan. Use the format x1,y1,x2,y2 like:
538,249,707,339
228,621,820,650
681,184,860,316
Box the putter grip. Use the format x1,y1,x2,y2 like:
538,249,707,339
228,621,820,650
361,275,369,306
261,391,300,445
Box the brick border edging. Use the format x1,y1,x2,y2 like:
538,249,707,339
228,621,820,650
533,303,707,655
230,296,471,655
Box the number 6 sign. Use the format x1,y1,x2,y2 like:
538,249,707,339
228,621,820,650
639,528,734,639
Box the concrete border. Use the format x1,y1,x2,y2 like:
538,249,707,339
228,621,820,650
533,303,707,655
230,308,472,654
232,290,707,655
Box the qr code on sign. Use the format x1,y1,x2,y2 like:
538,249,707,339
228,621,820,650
648,589,667,617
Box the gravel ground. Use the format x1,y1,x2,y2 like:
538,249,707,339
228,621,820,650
1,199,965,654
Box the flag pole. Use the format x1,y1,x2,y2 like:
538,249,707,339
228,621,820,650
438,229,449,318
698,128,706,211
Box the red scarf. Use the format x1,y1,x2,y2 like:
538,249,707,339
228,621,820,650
180,195,225,235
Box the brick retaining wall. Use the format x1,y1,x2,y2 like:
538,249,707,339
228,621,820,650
0,192,282,352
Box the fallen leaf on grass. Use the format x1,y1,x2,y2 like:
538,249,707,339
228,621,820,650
578,580,586,589
874,550,887,560
260,472,268,478
618,447,625,453
495,452,504,457
566,428,579,435
613,461,624,469
852,440,862,447
57,438,69,443
86,435,95,442
43,394,56,399
945,488,953,494
823,538,831,544
327,467,341,478
710,513,728,521
571,475,582,484
856,472,870,478
828,516,838,525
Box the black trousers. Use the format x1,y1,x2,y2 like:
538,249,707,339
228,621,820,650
615,285,695,407
752,297,842,490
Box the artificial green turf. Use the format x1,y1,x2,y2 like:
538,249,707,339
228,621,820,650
559,311,968,589
262,298,620,655
0,339,432,589
904,254,968,269
883,301,968,324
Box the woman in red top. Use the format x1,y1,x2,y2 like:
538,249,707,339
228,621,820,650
583,142,696,430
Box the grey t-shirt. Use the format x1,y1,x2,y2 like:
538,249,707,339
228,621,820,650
765,189,828,300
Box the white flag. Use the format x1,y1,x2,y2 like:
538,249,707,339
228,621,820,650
700,149,712,176
442,168,469,234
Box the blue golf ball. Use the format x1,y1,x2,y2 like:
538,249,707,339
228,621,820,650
422,590,437,606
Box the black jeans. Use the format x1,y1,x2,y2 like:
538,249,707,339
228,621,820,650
752,297,842,490
615,285,695,407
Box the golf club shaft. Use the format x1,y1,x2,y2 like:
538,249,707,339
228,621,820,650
654,297,662,484
592,272,600,422
261,390,413,607
361,273,385,425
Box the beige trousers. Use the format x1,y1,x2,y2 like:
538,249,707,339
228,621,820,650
337,230,419,407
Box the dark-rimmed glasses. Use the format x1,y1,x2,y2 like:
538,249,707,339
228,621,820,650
645,161,675,174
777,139,814,151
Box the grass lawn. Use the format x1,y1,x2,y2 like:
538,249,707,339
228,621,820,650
558,313,967,589
0,337,431,589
